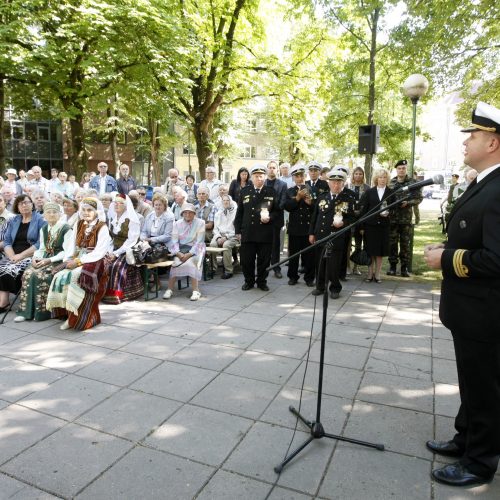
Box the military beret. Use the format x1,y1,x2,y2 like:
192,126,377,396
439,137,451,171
395,159,408,167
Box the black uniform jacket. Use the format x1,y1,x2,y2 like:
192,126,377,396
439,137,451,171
359,186,393,227
440,167,500,341
265,178,287,227
234,184,279,243
309,189,355,251
284,185,314,236
306,179,329,203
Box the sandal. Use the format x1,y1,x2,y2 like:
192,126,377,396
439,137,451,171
364,277,374,283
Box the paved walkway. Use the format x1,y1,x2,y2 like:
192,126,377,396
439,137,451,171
0,272,498,499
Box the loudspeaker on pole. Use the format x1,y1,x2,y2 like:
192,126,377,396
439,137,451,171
358,125,380,155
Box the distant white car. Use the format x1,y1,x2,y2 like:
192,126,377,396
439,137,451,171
431,189,448,200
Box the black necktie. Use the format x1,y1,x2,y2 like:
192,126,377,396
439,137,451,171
256,189,260,194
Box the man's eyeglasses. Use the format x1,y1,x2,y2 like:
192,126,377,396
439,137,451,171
138,192,146,196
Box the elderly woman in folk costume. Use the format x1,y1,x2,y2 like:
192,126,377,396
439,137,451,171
163,203,205,301
0,194,46,311
14,203,72,322
46,197,111,330
102,193,143,304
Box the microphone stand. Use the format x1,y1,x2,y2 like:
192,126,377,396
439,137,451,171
271,194,412,474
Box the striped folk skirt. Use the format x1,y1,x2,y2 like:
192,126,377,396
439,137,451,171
102,254,144,304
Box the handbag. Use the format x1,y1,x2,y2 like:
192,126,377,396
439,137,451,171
350,248,372,266
126,241,151,266
145,243,170,264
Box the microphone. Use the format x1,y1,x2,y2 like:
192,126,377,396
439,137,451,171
400,174,444,192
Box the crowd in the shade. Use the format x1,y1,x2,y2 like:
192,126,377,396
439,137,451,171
0,158,423,332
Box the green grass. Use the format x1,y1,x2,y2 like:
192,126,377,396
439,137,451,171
408,213,444,284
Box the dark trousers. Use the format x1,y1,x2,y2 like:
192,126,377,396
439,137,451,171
315,246,342,293
270,224,282,272
240,241,272,286
451,335,500,477
340,231,350,278
287,234,315,283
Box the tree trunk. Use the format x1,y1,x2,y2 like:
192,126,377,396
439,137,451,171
0,76,5,171
193,122,212,179
364,7,380,184
107,102,120,170
69,112,87,177
148,118,161,186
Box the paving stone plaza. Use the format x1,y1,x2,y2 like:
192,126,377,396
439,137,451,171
0,272,499,499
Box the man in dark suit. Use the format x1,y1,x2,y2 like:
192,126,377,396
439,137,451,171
306,161,329,202
235,164,279,291
309,168,355,299
425,101,500,487
265,160,287,279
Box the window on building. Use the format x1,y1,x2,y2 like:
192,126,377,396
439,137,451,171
25,122,37,141
50,122,62,142
12,123,24,140
38,125,50,141
239,145,256,158
248,119,257,132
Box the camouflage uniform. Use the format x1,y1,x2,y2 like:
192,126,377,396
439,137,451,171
388,175,423,273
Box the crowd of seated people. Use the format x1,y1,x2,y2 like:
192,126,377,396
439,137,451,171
0,160,423,331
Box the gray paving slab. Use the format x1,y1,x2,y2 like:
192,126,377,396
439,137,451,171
332,311,383,330
366,348,432,380
0,399,9,411
76,445,214,499
196,469,271,500
344,401,433,458
0,334,110,373
309,339,369,370
119,332,192,359
225,421,332,495
74,350,161,386
110,311,181,331
19,374,119,420
130,361,217,401
287,361,363,400
7,318,62,334
319,444,430,499
223,311,282,332
373,330,431,356
200,324,264,349
0,472,59,499
249,332,313,360
152,317,215,339
358,371,434,412
71,323,148,349
76,388,181,441
260,387,351,435
0,359,66,403
1,424,132,498
146,404,252,465
268,316,321,338
267,487,312,500
434,382,460,418
224,350,301,385
432,337,455,360
0,324,30,344
191,373,281,419
170,341,243,371
324,322,376,347
433,357,458,385
0,404,65,465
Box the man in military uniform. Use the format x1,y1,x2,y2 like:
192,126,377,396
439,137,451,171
424,102,500,487
306,161,329,202
387,159,423,277
309,168,355,299
235,164,279,291
284,165,315,286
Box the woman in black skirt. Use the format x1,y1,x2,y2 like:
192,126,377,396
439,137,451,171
359,168,392,283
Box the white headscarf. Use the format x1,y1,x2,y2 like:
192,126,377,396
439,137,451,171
107,194,140,234
79,197,106,224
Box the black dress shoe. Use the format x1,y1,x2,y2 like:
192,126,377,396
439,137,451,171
400,267,410,277
221,273,233,280
288,279,298,285
305,281,314,287
241,283,254,291
258,284,270,291
330,291,340,299
426,440,463,458
311,289,324,296
432,462,493,487
386,267,396,276
274,271,283,279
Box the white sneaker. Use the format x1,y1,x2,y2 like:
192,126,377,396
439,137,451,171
190,290,201,301
163,289,173,300
60,319,71,330
14,316,26,323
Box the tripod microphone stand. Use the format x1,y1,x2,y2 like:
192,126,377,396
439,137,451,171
270,195,412,474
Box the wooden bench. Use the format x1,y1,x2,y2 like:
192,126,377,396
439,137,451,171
141,260,174,301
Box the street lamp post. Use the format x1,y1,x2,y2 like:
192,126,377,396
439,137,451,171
402,74,429,273
402,74,429,178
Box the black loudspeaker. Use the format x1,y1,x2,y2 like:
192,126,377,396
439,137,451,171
358,124,380,154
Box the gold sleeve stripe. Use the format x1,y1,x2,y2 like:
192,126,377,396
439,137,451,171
453,249,469,278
